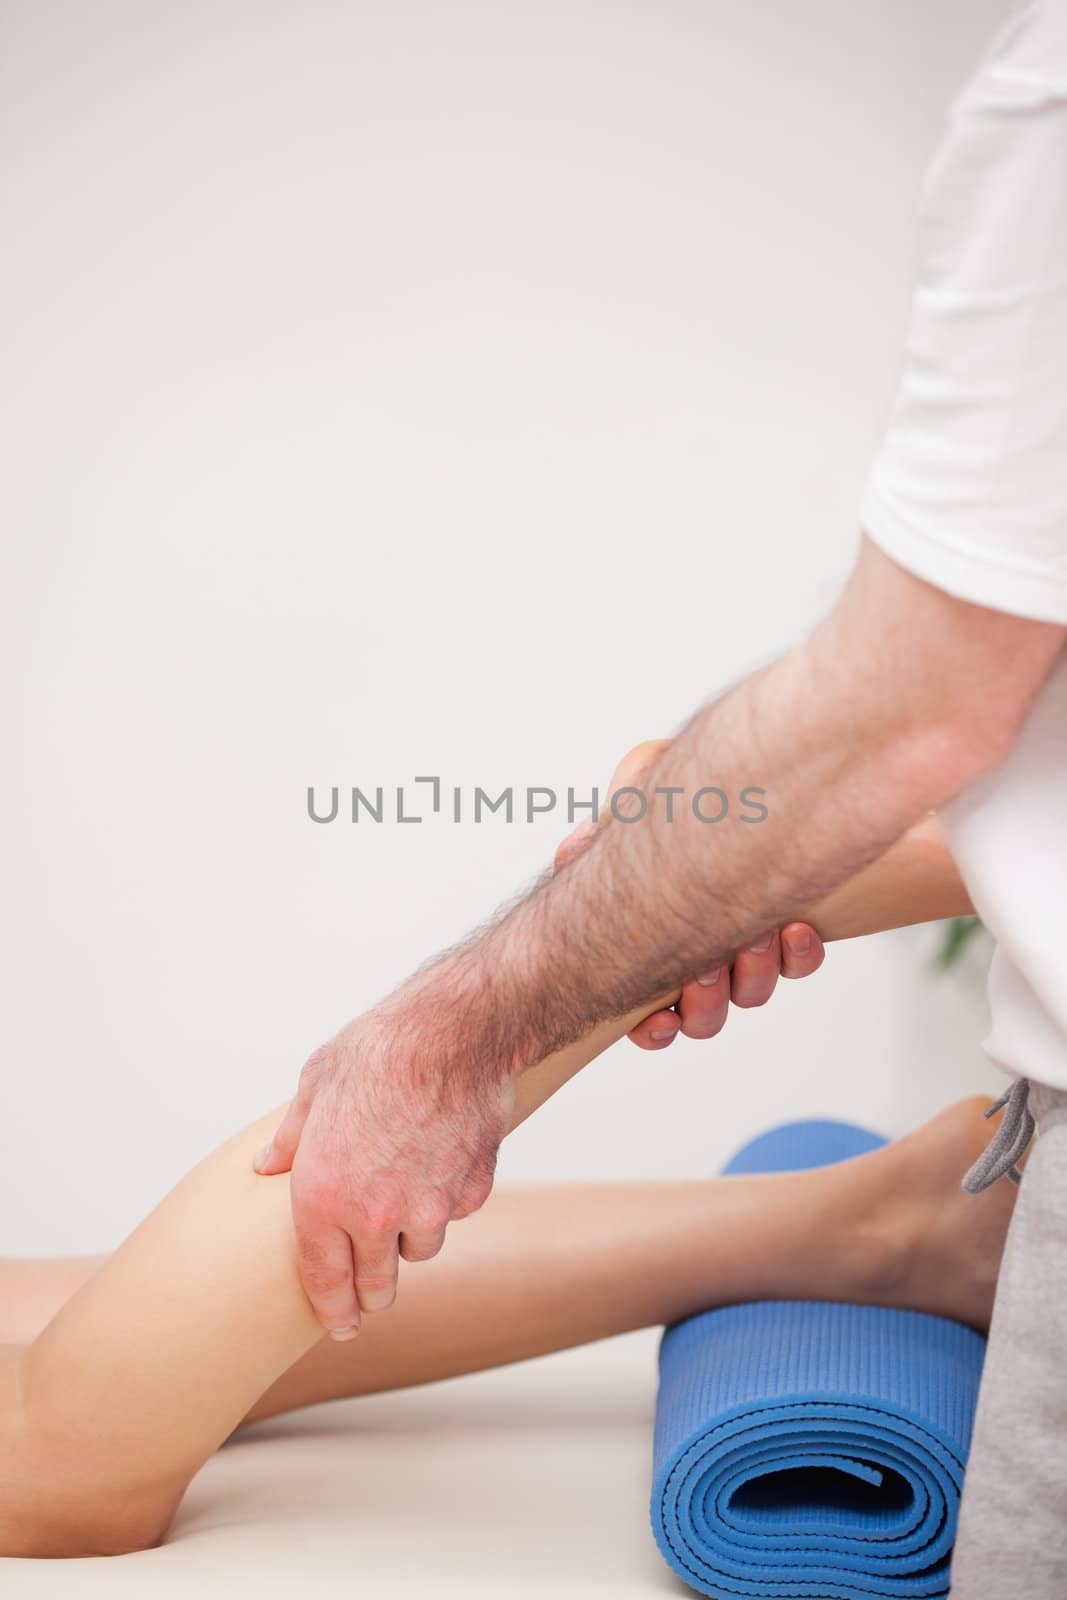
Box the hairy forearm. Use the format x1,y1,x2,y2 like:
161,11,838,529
272,544,1060,1337
507,815,972,1128
378,541,1058,1098
400,673,963,1069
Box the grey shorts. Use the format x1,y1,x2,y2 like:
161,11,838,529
951,1082,1067,1598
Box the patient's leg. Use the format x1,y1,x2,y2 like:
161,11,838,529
0,1097,1014,1561
3,1103,319,1557
0,1258,106,1346
243,1095,1017,1420
0,1001,646,1556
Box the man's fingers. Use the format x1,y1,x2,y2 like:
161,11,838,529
293,1212,362,1340
254,1096,309,1176
629,977,731,1049
628,1007,682,1050
398,1223,448,1264
677,967,731,1039
354,1232,401,1314
780,922,826,980
729,930,782,1008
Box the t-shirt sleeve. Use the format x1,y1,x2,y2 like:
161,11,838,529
861,0,1067,624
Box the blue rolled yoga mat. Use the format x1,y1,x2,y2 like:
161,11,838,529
650,1120,986,1599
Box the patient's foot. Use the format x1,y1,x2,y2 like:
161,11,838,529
0,1256,103,1345
862,1097,1021,1332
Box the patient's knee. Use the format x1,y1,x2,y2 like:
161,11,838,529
1,1480,173,1559
0,1379,176,1558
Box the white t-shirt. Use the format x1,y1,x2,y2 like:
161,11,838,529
861,0,1067,1089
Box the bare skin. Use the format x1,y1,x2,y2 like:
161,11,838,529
263,539,1061,1336
1,1094,1011,1384
561,745,972,1052
0,818,986,1560
0,1094,1016,1561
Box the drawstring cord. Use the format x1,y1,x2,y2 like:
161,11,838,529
962,1078,1035,1194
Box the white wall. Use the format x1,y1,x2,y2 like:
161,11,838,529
1,0,1009,1254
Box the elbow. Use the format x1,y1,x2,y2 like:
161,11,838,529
841,532,1065,816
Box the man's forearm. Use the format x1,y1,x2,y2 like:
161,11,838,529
274,542,1061,1335
506,817,971,1131
385,540,1061,1092
449,662,958,1075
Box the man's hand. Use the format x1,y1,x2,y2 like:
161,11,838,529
555,739,825,1049
254,1006,515,1339
259,735,823,1343
255,542,1062,1342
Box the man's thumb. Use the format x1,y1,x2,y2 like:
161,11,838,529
253,1099,307,1175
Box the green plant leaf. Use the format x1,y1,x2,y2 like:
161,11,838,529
937,915,984,969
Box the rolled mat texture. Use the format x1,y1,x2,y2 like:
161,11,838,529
650,1120,987,1599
